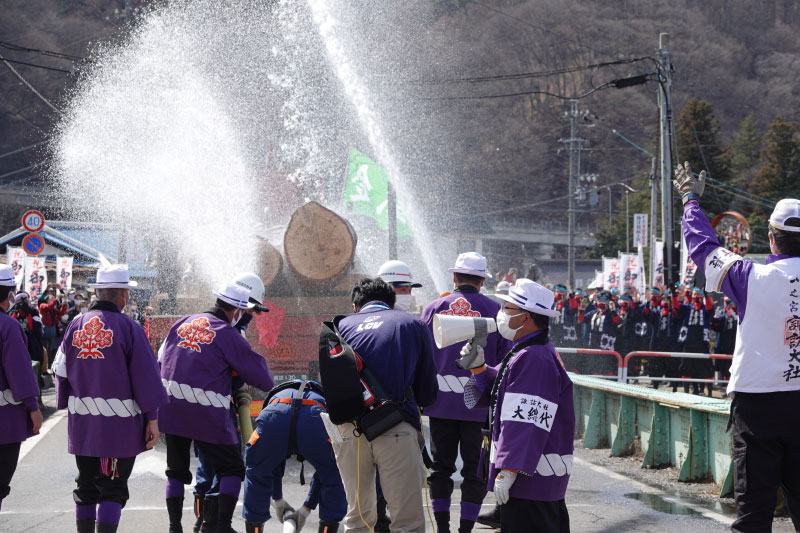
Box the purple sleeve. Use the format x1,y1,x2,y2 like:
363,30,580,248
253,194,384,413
144,409,157,422
464,364,499,409
683,201,752,320
24,396,39,411
226,333,274,392
3,321,40,405
128,322,169,415
55,374,70,410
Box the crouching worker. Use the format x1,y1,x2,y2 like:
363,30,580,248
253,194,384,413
463,279,574,533
243,380,346,533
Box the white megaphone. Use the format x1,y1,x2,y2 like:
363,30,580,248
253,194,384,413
433,314,497,349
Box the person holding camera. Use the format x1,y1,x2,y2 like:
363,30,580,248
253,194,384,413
331,278,437,533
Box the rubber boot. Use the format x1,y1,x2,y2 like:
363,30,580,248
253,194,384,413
200,498,218,533
215,494,240,533
167,497,184,533
434,511,450,533
193,495,204,533
76,519,95,533
318,521,340,533
374,495,390,533
476,504,501,529
96,522,119,533
458,518,476,533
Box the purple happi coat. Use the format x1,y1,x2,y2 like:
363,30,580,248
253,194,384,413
54,302,168,457
421,286,513,422
465,331,575,501
159,308,273,445
0,312,40,444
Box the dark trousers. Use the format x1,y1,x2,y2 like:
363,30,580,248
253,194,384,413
500,497,569,533
429,417,487,505
74,456,136,507
165,434,245,486
0,442,21,501
731,391,800,532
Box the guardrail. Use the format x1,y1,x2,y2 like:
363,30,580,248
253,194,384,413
622,351,733,385
570,373,733,497
556,348,623,382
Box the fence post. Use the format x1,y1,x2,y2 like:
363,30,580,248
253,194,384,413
679,409,710,481
584,389,608,448
611,395,636,456
642,401,671,468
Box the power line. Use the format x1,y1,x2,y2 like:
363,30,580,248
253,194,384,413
0,140,48,160
0,58,71,73
0,51,62,114
0,162,42,180
0,41,84,61
432,80,618,101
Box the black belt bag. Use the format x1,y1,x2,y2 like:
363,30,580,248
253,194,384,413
356,400,406,442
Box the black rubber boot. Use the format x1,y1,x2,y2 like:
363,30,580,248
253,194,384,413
215,494,240,533
193,495,204,533
200,498,218,533
458,518,476,533
434,511,450,533
318,521,340,533
167,496,184,533
96,522,119,533
76,519,95,533
476,504,502,529
374,495,390,533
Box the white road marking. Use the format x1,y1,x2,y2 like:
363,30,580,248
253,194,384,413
18,409,67,462
573,457,734,526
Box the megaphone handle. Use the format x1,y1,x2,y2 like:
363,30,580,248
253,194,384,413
473,319,490,349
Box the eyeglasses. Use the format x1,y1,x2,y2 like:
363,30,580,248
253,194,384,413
502,304,523,312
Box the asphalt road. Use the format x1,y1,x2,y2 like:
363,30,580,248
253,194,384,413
0,390,791,533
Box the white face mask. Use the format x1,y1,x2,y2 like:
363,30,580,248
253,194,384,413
496,309,526,340
231,309,243,327
394,294,412,312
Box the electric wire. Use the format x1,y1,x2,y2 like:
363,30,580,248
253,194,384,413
356,434,375,533
0,40,84,61
0,140,47,160
0,51,62,114
431,80,617,102
0,57,72,73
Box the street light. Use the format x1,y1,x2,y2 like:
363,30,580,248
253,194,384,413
604,182,638,252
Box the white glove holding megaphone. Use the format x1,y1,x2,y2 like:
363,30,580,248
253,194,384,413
457,340,485,370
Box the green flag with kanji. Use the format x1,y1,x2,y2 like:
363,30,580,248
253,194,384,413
343,149,411,239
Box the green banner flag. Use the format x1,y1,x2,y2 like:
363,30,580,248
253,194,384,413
343,149,411,239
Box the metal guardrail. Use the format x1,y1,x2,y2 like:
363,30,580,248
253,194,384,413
556,347,624,381
623,351,733,385
570,373,733,497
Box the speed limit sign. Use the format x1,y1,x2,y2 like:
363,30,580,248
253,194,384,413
22,210,45,233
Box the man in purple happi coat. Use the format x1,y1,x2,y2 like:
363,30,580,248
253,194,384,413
53,264,168,533
159,282,274,533
0,264,42,512
674,163,800,532
420,252,512,533
463,279,573,533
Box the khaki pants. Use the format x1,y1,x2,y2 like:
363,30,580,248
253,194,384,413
332,421,426,533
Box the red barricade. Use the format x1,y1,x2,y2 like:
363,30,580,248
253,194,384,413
555,348,624,382
622,351,733,385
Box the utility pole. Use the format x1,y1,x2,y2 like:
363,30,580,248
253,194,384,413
561,99,587,290
649,157,658,284
657,33,675,285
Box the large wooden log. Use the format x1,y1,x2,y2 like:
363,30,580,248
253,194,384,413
283,202,357,290
254,237,283,288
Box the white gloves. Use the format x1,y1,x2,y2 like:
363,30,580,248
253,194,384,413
285,506,311,532
494,470,517,505
456,340,485,370
673,161,706,204
271,498,294,523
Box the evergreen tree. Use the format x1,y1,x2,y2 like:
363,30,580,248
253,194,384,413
676,98,730,213
728,114,761,180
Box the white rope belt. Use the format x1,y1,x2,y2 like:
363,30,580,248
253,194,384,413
437,374,470,394
161,379,232,409
0,388,22,407
67,395,142,417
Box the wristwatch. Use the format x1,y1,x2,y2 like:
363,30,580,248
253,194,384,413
682,192,700,205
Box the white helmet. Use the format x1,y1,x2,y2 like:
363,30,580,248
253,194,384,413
233,272,269,312
377,260,422,288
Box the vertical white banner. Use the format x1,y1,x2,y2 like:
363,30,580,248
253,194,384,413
7,247,25,290
602,257,620,291
619,253,642,292
651,240,664,288
24,256,46,301
633,214,649,248
636,245,647,296
680,232,697,284
57,256,73,291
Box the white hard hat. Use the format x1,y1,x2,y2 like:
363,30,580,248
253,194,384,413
377,260,422,288
233,272,269,312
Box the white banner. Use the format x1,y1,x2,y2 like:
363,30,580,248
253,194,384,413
633,214,648,248
602,257,620,291
651,240,664,288
24,256,46,301
680,232,698,285
57,256,73,291
636,245,647,295
619,253,644,294
587,270,604,289
7,247,25,290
